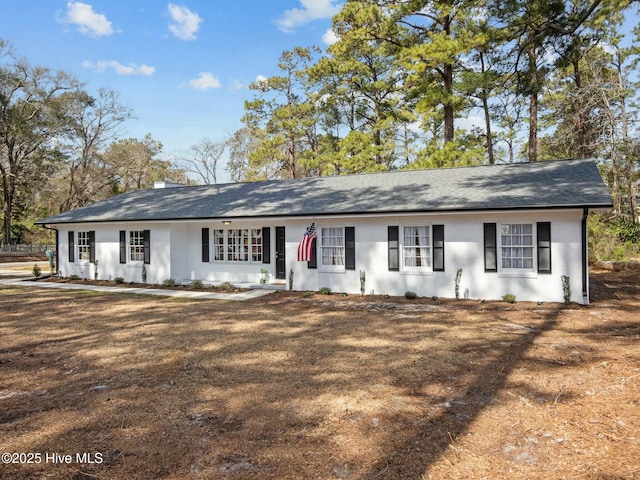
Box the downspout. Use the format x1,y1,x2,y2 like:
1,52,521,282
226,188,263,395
581,208,589,304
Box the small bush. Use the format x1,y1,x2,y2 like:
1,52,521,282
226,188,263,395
69,274,80,280
405,291,417,300
114,277,125,284
162,278,176,287
319,287,331,295
219,281,235,291
32,264,41,278
191,279,203,289
502,294,516,304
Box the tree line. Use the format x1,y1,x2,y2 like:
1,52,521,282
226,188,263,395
0,40,188,244
1,0,640,247
228,0,639,224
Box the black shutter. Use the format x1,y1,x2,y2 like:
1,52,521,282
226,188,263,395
345,227,355,270
388,226,399,271
484,223,497,272
202,228,210,263
433,225,445,272
143,230,151,264
89,231,96,263
537,222,552,274
119,231,126,264
262,227,271,264
308,237,317,269
68,231,75,263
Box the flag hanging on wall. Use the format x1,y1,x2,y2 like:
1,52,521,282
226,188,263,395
297,222,317,261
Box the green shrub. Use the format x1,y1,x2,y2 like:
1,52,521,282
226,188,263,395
219,281,235,291
114,277,125,284
502,294,516,304
69,274,80,280
319,287,331,295
588,213,640,262
404,291,417,300
32,264,41,278
162,278,176,287
191,279,203,289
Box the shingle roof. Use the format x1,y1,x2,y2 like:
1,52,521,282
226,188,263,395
37,159,612,225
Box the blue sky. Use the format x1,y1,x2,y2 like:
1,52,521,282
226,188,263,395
1,1,340,180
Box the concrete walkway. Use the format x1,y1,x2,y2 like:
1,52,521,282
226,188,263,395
0,278,277,301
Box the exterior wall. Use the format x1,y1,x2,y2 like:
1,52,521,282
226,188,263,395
184,221,277,284
287,210,586,304
53,208,588,304
57,223,171,284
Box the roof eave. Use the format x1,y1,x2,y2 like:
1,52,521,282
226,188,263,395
35,202,613,226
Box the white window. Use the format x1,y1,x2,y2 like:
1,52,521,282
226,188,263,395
77,231,91,261
251,228,262,262
320,227,344,267
403,226,431,270
227,229,249,262
212,228,263,263
500,223,534,270
213,229,225,262
129,231,145,262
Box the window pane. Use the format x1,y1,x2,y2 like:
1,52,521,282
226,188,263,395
78,231,91,260
500,224,534,270
402,226,431,269
251,228,262,262
129,231,144,262
214,229,224,261
321,227,345,266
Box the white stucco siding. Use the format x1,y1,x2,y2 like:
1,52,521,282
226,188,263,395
53,208,587,304
184,222,277,284
56,223,171,284
287,210,586,304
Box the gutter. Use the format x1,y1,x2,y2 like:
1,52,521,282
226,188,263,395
35,203,614,226
582,208,589,304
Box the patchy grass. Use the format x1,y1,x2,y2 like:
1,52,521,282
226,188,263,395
0,269,638,479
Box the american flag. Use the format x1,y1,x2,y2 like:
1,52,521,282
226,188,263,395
297,222,317,262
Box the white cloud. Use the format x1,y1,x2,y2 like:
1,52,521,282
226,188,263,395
83,60,155,76
230,80,246,91
255,75,268,83
322,28,338,45
61,2,113,37
187,72,221,90
277,0,342,33
167,3,202,40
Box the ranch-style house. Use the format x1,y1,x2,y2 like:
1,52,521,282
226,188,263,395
37,158,612,304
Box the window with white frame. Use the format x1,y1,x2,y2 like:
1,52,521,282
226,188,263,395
129,230,145,262
213,229,225,261
211,228,263,263
77,231,91,261
227,229,249,262
500,223,534,270
251,228,262,262
403,226,431,269
320,227,344,267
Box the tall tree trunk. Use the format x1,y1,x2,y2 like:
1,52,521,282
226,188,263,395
2,173,14,244
443,62,455,144
527,45,538,162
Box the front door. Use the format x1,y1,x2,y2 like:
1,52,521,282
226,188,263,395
275,226,286,280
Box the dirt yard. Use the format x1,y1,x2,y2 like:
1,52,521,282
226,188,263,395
0,269,638,480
